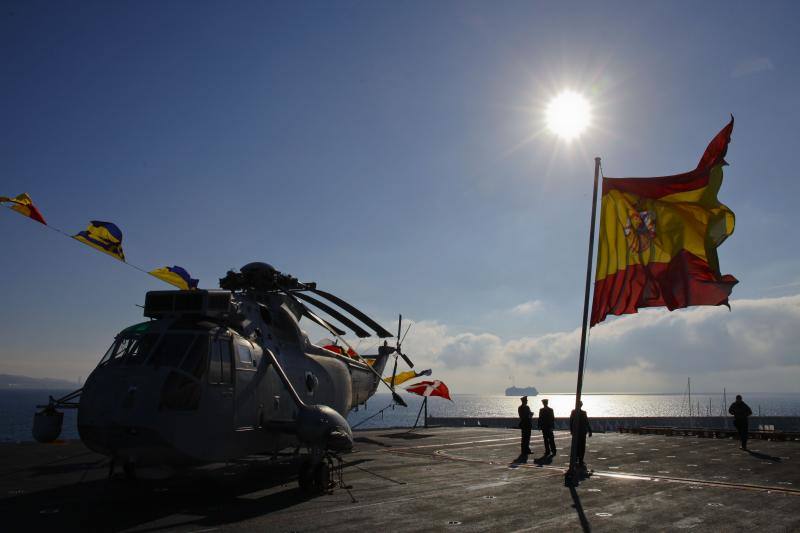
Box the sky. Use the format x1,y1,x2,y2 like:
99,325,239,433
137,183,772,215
2,1,799,394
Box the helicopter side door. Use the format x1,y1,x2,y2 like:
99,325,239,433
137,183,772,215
206,335,235,437
234,340,259,429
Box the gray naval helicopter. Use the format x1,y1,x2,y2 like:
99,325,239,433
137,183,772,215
33,262,415,493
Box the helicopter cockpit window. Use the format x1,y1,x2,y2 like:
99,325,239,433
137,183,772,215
98,333,158,367
208,338,233,385
147,334,195,368
236,343,254,367
179,336,209,380
160,336,208,411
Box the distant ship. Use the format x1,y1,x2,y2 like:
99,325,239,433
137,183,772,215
505,386,538,396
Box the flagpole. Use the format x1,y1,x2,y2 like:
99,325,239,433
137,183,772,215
566,157,601,486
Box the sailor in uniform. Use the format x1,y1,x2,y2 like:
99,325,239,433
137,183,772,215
538,398,556,456
569,400,592,467
518,396,533,455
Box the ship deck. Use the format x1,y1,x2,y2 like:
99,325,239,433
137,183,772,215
1,427,798,532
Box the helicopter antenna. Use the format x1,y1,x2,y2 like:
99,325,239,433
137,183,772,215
388,313,418,391
390,314,417,382
389,315,402,388
399,322,413,346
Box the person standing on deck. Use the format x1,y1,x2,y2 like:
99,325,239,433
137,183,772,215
518,396,533,455
569,401,592,467
728,395,753,450
538,399,556,456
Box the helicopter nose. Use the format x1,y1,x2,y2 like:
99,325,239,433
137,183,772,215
296,404,353,452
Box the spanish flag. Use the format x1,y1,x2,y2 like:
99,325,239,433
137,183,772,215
591,118,738,326
73,220,126,262
149,266,199,290
0,193,47,225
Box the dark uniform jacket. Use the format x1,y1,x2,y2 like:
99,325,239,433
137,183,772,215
569,409,592,436
518,404,532,429
538,406,555,430
728,400,752,421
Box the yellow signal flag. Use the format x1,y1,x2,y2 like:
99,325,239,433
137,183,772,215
0,193,47,224
149,266,199,290
383,370,418,387
73,220,126,262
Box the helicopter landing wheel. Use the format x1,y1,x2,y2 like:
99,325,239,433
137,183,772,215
313,461,330,493
298,459,330,494
298,459,315,493
123,461,136,481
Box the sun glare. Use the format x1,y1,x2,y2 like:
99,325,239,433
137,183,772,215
545,90,592,141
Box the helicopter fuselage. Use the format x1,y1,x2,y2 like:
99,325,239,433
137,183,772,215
77,290,388,469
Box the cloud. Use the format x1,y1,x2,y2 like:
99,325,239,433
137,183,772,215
438,333,503,368
400,321,503,369
765,280,800,292
392,295,800,392
731,57,774,78
504,295,800,375
509,300,543,315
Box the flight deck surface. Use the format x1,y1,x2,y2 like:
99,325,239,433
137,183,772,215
1,427,798,532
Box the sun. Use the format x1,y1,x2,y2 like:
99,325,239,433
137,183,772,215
545,90,592,141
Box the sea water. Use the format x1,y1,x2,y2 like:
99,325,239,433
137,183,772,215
3,389,799,442
348,392,800,429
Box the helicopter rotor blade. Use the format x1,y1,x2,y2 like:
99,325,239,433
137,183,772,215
292,291,372,338
396,314,402,344
397,349,415,369
279,297,347,337
291,293,410,400
308,311,347,337
389,353,399,388
308,288,393,338
392,391,408,407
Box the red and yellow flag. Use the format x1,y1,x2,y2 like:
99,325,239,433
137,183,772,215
0,193,47,225
590,118,738,326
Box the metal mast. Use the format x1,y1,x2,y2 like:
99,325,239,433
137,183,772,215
566,157,601,486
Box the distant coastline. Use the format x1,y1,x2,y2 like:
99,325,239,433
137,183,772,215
0,374,78,390
505,386,538,396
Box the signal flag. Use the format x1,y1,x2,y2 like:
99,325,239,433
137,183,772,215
73,220,126,262
0,193,47,225
383,369,432,386
406,380,452,401
149,265,199,290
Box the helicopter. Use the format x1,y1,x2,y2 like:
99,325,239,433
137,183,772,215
33,261,416,493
